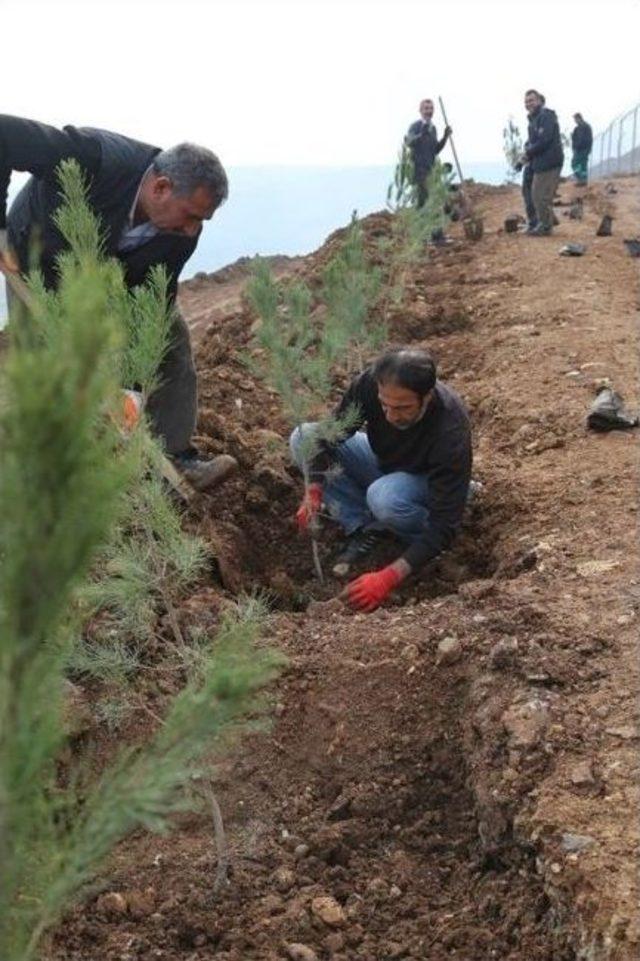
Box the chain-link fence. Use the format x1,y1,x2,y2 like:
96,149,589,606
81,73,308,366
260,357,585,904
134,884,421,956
590,103,640,179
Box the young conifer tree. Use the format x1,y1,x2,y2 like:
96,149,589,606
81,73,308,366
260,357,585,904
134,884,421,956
0,161,281,961
503,117,524,183
246,257,369,580
320,213,385,370
381,154,452,317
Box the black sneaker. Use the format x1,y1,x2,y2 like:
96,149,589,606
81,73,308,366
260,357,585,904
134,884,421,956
173,453,238,492
332,528,386,579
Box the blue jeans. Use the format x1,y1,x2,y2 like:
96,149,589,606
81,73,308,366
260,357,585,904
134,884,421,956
290,425,429,543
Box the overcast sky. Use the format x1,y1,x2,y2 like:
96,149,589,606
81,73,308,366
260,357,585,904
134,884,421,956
3,0,640,167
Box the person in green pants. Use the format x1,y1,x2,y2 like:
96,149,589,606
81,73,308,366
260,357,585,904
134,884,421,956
571,113,593,185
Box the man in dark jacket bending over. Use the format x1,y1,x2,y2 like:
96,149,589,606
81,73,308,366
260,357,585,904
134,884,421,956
0,114,235,491
405,99,451,208
290,348,472,612
522,90,564,236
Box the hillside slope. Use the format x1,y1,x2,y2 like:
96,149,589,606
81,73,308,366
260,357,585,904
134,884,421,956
49,178,640,961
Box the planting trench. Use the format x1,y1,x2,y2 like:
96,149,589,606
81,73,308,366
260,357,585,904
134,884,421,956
48,180,639,960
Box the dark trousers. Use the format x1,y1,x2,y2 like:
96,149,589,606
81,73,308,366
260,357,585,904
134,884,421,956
532,167,562,232
522,165,537,227
414,167,431,209
5,281,198,456
147,312,198,456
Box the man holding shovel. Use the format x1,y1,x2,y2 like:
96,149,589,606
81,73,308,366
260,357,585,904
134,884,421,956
405,98,452,208
0,113,236,491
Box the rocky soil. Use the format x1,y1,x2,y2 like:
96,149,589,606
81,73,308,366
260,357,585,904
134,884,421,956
48,176,639,960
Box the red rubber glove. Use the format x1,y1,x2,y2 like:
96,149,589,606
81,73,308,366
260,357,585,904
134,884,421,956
346,565,403,612
295,483,323,532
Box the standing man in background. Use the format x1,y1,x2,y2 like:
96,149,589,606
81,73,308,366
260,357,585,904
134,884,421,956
405,99,452,208
571,113,593,185
0,114,236,491
521,90,564,236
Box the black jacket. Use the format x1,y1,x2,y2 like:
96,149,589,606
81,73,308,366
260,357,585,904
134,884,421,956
1,115,198,299
571,122,593,154
405,120,447,180
525,107,564,173
311,370,472,569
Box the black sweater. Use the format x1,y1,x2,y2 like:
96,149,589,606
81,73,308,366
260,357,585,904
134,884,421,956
0,114,198,300
311,371,472,569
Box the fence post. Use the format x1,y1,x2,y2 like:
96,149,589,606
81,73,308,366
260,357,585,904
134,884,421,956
618,116,625,174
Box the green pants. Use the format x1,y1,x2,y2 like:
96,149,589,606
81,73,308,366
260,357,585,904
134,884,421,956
572,150,590,184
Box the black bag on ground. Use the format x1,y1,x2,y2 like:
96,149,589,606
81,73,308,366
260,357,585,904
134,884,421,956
587,387,639,432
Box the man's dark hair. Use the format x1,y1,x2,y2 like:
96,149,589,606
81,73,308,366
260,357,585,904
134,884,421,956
574,112,583,121
419,98,434,108
525,89,542,98
152,142,229,208
373,348,437,397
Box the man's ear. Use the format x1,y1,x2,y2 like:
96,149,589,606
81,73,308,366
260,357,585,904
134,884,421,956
151,174,173,197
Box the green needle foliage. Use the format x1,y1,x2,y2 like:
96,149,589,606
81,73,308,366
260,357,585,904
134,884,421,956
503,117,523,183
380,157,453,318
0,161,281,961
246,252,373,579
321,214,384,369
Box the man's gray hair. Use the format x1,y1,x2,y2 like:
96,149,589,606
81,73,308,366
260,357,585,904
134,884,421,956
152,143,229,207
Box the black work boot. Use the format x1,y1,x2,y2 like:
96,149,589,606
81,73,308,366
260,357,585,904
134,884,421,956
173,453,238,492
332,527,386,579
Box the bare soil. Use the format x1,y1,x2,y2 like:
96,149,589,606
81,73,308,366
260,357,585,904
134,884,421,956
48,177,640,960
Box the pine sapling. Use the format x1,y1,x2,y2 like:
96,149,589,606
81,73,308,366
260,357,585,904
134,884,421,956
246,258,361,581
0,161,283,961
503,117,524,182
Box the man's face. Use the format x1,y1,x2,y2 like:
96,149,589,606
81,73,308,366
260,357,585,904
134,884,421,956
145,177,217,236
378,382,429,429
419,100,434,123
525,92,541,115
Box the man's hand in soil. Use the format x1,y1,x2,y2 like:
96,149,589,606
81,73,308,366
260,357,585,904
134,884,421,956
295,482,323,532
345,559,411,613
0,229,19,274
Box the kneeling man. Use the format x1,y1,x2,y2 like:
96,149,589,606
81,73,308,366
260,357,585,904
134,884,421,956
290,348,472,612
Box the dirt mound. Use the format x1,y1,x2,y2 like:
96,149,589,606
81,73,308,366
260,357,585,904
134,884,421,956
47,177,640,961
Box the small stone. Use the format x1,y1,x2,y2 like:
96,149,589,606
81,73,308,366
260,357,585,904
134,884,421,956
401,643,420,661
502,698,550,749
327,795,352,822
294,843,310,860
261,894,284,914
96,891,128,916
274,867,296,893
606,725,638,740
570,761,596,788
311,895,346,927
366,877,388,901
126,887,156,919
489,638,519,670
389,884,402,899
561,833,596,853
285,945,319,961
324,931,345,952
550,862,562,874
436,636,462,666
616,613,635,626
